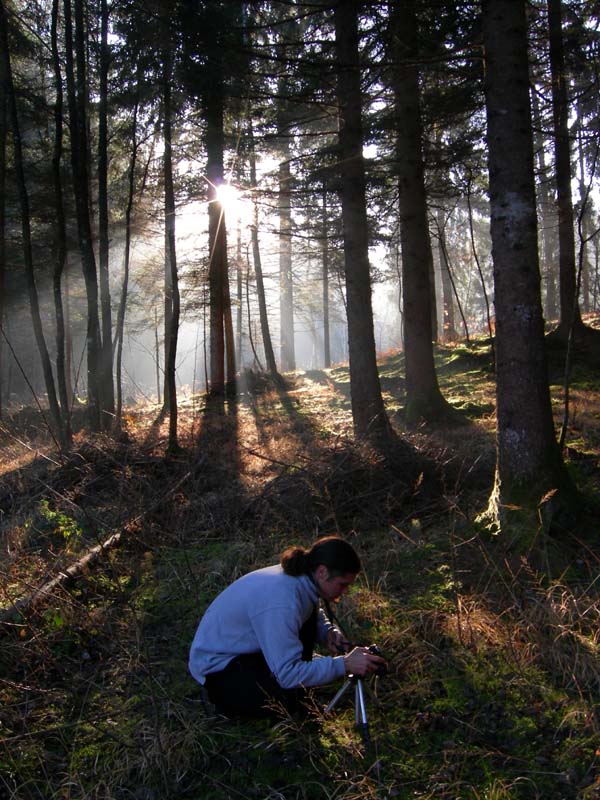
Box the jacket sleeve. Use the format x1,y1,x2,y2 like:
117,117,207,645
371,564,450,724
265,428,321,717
316,607,339,645
250,605,346,689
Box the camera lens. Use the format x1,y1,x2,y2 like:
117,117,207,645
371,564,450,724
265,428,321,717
367,644,387,677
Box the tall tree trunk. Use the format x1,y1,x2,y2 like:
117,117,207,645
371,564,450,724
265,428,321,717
249,136,279,378
0,48,5,420
63,0,103,430
576,124,592,314
482,0,575,532
278,156,295,371
547,0,582,338
277,19,298,373
64,269,73,403
390,0,451,423
155,306,161,405
531,84,558,321
0,0,65,445
162,51,180,450
98,0,114,420
236,214,243,369
322,182,331,368
206,66,231,394
223,254,236,391
50,0,72,444
334,0,389,441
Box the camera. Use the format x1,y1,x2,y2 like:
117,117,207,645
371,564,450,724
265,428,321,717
367,644,387,677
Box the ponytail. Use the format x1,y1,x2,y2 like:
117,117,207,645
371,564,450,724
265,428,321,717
280,546,310,576
281,536,361,577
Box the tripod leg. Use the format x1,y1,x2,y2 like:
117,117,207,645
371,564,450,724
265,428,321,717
325,679,353,713
354,679,370,744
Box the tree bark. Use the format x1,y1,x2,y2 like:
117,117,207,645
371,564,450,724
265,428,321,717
334,0,389,441
390,0,451,423
482,0,575,530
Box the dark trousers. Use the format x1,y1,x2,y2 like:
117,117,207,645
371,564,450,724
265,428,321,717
205,607,318,719
205,652,306,719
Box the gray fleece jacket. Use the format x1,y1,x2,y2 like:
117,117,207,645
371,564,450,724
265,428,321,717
188,564,347,689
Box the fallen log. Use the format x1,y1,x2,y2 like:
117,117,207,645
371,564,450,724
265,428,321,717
0,461,199,630
0,530,122,627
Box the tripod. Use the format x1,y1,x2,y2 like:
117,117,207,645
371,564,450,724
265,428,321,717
325,674,371,742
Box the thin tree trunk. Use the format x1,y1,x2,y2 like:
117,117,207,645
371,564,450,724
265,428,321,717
438,228,470,343
162,50,180,450
322,182,331,368
63,0,103,430
250,222,278,377
465,176,495,363
206,69,229,394
334,0,389,441
547,0,582,338
245,251,264,373
390,0,451,423
249,138,279,377
236,214,243,369
0,47,5,420
223,259,236,392
576,124,591,313
64,268,73,403
50,0,72,444
98,0,114,421
155,306,161,405
278,156,295,371
277,19,298,373
435,210,457,341
531,84,558,321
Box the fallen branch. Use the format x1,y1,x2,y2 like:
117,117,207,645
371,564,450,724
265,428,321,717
0,458,202,629
0,529,122,626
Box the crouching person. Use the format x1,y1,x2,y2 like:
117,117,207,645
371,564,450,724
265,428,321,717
188,536,386,718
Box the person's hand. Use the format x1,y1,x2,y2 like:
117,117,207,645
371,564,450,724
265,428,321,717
343,646,387,677
327,628,351,655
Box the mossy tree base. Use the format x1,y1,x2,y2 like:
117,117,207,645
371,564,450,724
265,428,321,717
477,469,580,571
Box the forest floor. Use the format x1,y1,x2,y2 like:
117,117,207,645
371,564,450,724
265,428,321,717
1,324,600,800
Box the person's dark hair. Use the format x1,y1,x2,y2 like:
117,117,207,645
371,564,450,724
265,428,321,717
281,536,361,578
